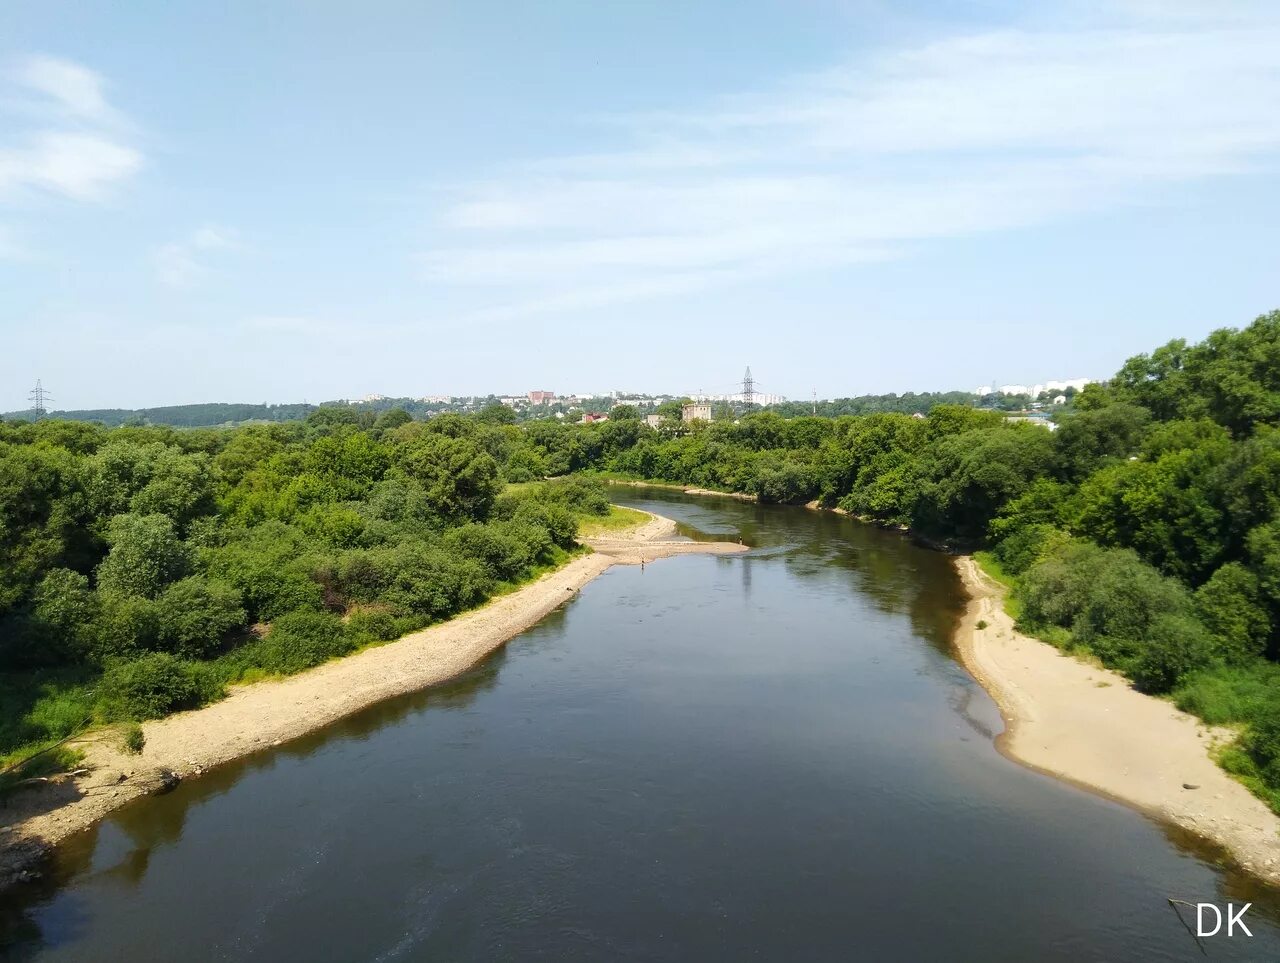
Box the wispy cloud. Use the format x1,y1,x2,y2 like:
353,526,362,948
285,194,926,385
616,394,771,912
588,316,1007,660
154,225,240,289
417,4,1280,321
0,55,142,201
0,224,25,260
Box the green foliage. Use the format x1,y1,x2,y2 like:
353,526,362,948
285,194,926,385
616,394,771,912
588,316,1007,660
96,513,192,599
252,611,354,674
992,524,1069,576
744,454,817,504
393,434,501,521
99,653,204,721
1174,663,1280,725
1245,697,1280,789
1018,542,1195,669
122,722,145,754
1194,563,1270,664
154,577,247,659
1130,614,1216,694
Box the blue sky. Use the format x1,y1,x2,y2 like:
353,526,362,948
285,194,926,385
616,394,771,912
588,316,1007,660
2,1,1279,409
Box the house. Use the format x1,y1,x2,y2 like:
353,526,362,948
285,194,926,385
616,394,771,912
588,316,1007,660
582,412,609,424
645,414,663,428
527,390,556,404
682,403,713,422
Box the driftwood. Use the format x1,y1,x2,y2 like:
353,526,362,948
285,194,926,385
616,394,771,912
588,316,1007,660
1166,898,1208,957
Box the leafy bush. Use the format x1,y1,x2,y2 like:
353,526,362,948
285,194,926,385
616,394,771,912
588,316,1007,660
154,577,247,659
122,722,145,754
99,653,203,720
346,609,402,644
1174,663,1280,725
95,513,193,599
253,611,354,674
1244,697,1280,794
1130,614,1217,693
536,477,611,516
993,524,1069,576
746,456,817,504
1194,563,1271,664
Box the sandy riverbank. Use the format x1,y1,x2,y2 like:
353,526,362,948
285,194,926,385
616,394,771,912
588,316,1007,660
606,479,758,502
955,556,1280,885
0,510,745,887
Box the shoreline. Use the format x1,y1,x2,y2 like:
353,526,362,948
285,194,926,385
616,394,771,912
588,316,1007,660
0,510,745,889
954,555,1280,887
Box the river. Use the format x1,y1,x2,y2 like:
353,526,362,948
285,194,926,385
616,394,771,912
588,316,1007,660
2,489,1278,960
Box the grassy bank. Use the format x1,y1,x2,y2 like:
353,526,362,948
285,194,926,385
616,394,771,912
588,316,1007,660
577,504,650,537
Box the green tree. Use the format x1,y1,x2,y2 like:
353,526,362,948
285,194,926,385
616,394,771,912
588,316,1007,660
154,577,247,659
1194,563,1271,664
96,513,192,599
394,435,501,522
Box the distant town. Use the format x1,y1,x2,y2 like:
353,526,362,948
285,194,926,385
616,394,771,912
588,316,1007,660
6,369,1097,429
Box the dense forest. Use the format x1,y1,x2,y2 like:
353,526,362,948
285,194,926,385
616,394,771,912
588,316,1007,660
0,408,615,776
4,310,1280,811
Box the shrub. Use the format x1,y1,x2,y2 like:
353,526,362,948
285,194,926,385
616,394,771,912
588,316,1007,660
511,500,577,548
88,594,160,663
1174,664,1280,725
536,477,611,516
1194,563,1270,664
1245,698,1280,791
444,522,537,582
993,524,1069,576
253,611,353,674
122,722,145,754
1019,542,1191,651
154,577,247,659
95,513,193,599
1130,614,1217,693
346,609,400,644
99,653,202,720
746,456,817,504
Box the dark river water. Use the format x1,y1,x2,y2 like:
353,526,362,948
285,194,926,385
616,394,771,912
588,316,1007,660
3,489,1280,961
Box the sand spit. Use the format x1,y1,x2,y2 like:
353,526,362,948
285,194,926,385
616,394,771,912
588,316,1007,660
955,556,1280,886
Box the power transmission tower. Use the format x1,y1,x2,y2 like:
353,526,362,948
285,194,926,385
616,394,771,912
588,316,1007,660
742,366,754,408
28,379,51,418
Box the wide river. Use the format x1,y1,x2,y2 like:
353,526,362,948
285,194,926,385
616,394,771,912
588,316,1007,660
3,489,1280,960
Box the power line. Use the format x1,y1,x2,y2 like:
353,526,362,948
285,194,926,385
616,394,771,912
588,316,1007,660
741,366,753,407
28,379,51,418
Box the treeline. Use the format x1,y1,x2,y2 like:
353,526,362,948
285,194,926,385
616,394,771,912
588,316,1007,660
771,390,992,418
509,311,1280,810
0,407,614,772
1,397,514,429
3,403,315,428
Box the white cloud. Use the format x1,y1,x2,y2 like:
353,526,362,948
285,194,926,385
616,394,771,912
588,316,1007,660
154,225,239,289
418,5,1280,321
14,55,120,125
0,55,141,201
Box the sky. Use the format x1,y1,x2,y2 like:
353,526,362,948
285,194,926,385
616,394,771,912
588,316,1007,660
2,1,1279,410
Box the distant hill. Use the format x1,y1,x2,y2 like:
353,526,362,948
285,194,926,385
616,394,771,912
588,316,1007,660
1,402,315,428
